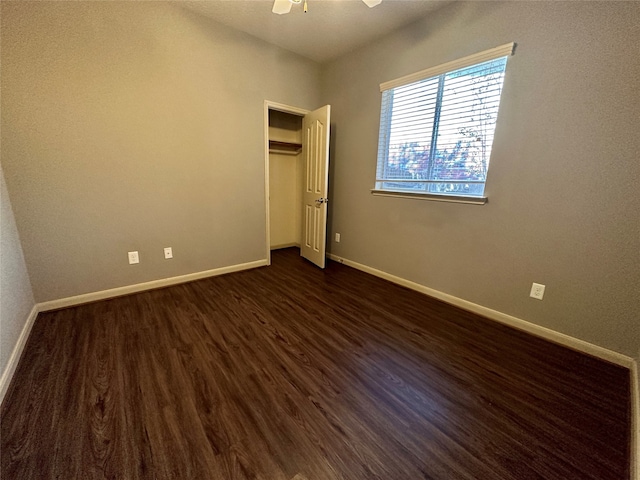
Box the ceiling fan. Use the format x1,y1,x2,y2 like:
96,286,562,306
272,0,382,15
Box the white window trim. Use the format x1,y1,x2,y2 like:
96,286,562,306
374,42,515,204
380,42,515,92
370,189,488,205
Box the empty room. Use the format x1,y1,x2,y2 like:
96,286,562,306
1,1,638,479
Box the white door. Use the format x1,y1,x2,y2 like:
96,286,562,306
301,105,331,268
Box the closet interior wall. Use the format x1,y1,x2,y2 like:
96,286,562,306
268,110,303,250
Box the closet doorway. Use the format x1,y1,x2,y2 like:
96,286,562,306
264,101,331,268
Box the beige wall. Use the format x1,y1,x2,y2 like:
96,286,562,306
2,1,638,361
1,2,320,302
269,153,303,248
269,111,303,248
1,166,36,390
321,1,640,359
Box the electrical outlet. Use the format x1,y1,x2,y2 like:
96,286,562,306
128,251,139,265
335,233,341,243
164,247,173,259
530,282,545,300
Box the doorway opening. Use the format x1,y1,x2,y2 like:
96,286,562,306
264,101,331,268
264,102,307,266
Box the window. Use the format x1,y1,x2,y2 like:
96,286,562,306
374,43,514,202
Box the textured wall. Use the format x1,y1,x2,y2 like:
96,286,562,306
321,1,640,359
269,153,301,247
1,167,35,388
2,1,638,361
269,111,303,248
1,2,320,301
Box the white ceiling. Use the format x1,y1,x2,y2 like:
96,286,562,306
181,0,449,63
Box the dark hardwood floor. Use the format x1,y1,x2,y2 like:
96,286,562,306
1,248,631,479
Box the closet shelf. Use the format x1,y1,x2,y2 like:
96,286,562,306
269,140,302,155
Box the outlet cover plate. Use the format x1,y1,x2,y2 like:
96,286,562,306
164,247,173,259
128,251,139,265
530,282,545,300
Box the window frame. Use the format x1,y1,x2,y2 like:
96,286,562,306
372,43,515,204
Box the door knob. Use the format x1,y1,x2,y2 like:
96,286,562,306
315,197,328,205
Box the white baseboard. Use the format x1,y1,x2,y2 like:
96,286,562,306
0,304,39,406
271,242,300,250
327,252,639,480
3,254,637,478
38,259,268,312
1,259,267,406
327,253,633,367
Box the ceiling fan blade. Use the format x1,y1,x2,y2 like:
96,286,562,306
362,0,382,7
273,0,293,15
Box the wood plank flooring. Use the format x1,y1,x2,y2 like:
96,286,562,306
1,248,631,479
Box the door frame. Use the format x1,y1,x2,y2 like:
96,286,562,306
263,100,309,266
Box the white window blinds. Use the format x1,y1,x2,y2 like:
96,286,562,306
375,43,514,199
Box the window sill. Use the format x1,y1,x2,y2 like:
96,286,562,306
371,189,487,205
